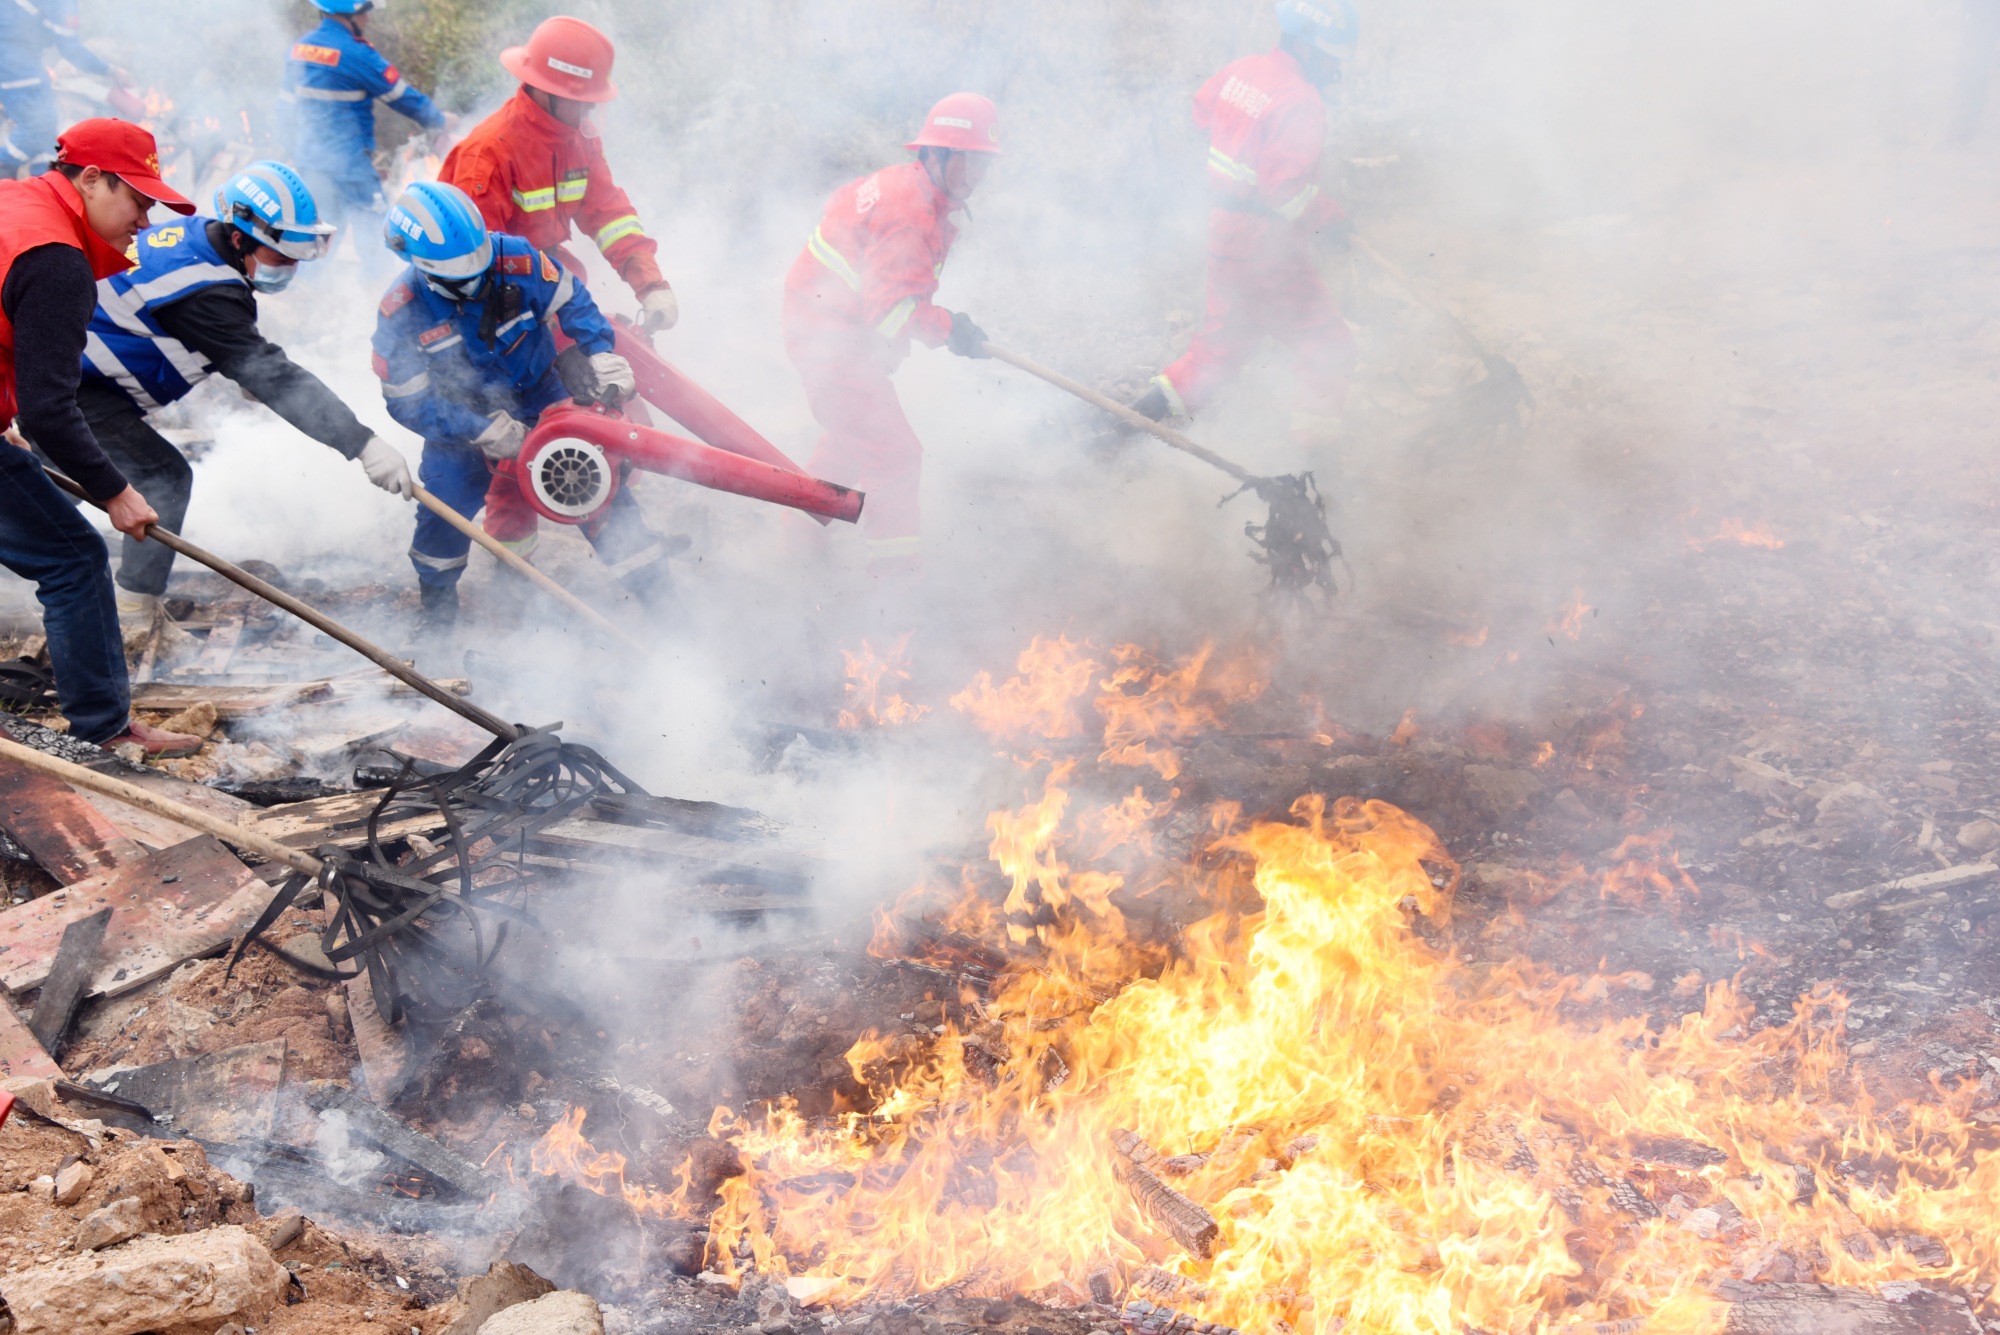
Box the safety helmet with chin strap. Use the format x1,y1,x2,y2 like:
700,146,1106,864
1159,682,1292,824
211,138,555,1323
383,181,494,302
310,0,378,14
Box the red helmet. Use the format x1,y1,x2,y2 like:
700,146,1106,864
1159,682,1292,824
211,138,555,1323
906,93,1002,154
502,17,618,104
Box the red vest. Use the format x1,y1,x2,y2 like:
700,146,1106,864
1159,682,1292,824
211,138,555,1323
0,173,135,428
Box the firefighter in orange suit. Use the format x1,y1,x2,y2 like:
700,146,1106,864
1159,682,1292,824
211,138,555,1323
1131,0,1360,446
780,94,998,576
438,14,676,573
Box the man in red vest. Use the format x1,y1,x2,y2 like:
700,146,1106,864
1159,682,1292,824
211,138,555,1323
0,119,204,755
781,93,998,577
1130,0,1360,448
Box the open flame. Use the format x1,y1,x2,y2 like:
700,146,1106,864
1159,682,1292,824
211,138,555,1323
532,637,1998,1333
1545,590,1594,642
837,636,930,730
1687,519,1785,553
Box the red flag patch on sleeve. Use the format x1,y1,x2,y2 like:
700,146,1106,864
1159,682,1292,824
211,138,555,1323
371,351,391,381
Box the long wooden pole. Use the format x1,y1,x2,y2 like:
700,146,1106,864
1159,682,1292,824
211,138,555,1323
0,737,323,877
411,484,643,651
42,469,519,741
980,344,1256,486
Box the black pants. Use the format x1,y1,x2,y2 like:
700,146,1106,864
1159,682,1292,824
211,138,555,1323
79,381,192,599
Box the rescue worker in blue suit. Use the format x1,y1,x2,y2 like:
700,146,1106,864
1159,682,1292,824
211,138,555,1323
280,0,450,234
371,182,672,638
0,0,126,176
80,161,416,630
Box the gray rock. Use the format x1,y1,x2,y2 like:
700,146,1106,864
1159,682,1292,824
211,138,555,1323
479,1289,604,1335
1957,818,2000,854
75,1195,146,1251
0,1224,284,1335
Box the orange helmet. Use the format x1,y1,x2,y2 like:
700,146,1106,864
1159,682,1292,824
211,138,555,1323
906,93,1002,154
502,17,618,104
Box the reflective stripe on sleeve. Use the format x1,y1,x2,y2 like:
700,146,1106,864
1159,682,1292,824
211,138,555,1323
512,186,557,213
379,80,413,104
293,86,368,102
544,269,576,321
807,225,862,291
1275,184,1320,222
382,371,431,400
1207,147,1258,184
593,214,645,248
876,297,917,338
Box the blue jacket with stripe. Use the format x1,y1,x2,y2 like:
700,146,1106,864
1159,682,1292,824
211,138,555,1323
371,233,616,447
281,17,444,205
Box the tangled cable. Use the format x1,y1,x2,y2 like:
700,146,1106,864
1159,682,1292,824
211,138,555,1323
233,726,646,1024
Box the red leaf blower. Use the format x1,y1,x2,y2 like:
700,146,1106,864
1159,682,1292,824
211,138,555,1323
515,322,863,527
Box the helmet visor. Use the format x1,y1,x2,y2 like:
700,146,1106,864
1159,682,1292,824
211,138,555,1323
264,224,335,262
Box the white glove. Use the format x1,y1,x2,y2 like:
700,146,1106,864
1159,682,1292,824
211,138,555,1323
357,436,416,499
473,411,528,461
588,352,636,400
639,286,679,333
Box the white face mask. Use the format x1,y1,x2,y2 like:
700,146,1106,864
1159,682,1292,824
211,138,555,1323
248,261,297,294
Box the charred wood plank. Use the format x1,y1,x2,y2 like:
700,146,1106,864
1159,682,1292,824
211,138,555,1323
1119,1298,1243,1335
1114,1129,1219,1258
0,761,147,883
1822,862,1998,913
79,1039,286,1143
0,835,269,997
0,992,60,1081
305,1084,501,1201
27,906,110,1060
1715,1279,1980,1334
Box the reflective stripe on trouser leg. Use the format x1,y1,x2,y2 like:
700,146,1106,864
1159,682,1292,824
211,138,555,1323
411,441,493,587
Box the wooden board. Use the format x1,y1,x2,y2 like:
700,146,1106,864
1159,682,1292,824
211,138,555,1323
82,1039,286,1142
345,972,410,1105
28,907,110,1060
246,789,450,853
0,836,270,998
0,761,149,883
531,815,821,883
132,681,334,719
0,994,60,1082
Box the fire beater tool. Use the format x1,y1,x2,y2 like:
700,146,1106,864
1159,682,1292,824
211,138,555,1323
408,482,645,652
1348,233,1533,428
41,467,519,742
981,343,1351,595
510,322,864,532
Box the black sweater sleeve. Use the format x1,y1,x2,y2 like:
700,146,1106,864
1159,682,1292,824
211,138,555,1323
150,285,375,460
1,244,129,502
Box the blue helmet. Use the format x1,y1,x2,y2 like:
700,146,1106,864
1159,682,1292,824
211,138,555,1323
311,0,377,14
384,181,494,299
1277,0,1360,56
215,161,334,262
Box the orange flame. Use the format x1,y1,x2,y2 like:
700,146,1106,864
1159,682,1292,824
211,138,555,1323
1688,518,1786,552
952,635,1101,740
1546,589,1594,641
837,636,930,731
529,637,2000,1333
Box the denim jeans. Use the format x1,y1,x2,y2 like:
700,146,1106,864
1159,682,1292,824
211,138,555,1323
0,446,129,743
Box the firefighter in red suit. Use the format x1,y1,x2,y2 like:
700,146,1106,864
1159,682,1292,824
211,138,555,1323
1131,0,1360,445
781,93,998,576
439,16,678,580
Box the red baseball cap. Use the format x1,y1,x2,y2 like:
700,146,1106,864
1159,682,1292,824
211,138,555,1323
54,118,195,216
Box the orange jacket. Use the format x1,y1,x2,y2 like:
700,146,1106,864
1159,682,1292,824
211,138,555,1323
439,89,667,299
1195,47,1343,258
0,171,133,428
782,161,957,358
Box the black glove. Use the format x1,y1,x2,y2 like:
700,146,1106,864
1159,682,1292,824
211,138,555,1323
947,310,990,359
